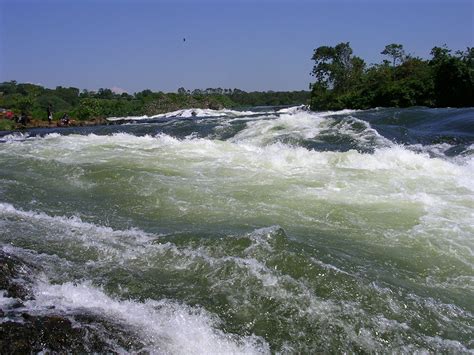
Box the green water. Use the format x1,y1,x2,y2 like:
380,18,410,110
0,107,473,353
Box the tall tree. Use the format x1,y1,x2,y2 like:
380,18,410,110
381,43,406,67
310,42,366,109
311,42,365,94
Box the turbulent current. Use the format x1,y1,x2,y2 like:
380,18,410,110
0,106,473,353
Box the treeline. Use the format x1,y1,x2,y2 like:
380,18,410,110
0,82,309,121
310,43,473,110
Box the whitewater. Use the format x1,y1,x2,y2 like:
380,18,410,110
0,106,473,353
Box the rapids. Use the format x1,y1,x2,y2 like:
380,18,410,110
0,106,473,353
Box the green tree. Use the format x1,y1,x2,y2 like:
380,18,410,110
310,43,471,110
95,88,114,100
16,96,34,113
55,86,80,105
381,43,406,67
430,46,473,107
75,98,103,119
0,80,18,95
17,83,44,97
310,42,366,109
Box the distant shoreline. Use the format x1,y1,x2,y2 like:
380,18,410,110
0,117,110,133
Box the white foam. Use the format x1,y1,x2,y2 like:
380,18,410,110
2,131,472,208
316,108,361,117
328,115,392,147
4,131,471,236
0,291,18,309
1,122,472,275
228,109,391,150
0,132,30,142
28,281,269,354
334,145,463,173
107,115,149,122
229,111,325,146
106,107,260,122
276,105,308,114
0,202,158,262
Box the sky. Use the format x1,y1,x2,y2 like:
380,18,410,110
0,0,472,93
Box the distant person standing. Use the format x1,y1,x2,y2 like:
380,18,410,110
60,113,70,126
47,105,53,125
18,112,28,126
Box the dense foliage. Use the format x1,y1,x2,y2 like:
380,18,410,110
0,82,309,121
310,43,473,110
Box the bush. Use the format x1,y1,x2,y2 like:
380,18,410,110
0,119,16,131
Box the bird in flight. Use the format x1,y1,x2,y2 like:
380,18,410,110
183,38,186,42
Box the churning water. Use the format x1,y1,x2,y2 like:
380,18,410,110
0,106,473,353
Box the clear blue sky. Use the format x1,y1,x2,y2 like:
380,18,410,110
0,0,472,93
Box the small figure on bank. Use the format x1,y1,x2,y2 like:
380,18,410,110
47,105,53,125
17,112,28,126
60,113,70,126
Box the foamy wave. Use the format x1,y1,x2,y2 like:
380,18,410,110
106,108,260,122
103,106,355,122
28,281,269,354
106,115,149,122
276,105,309,114
147,226,473,352
335,145,465,173
152,108,259,119
230,112,322,144
0,202,153,240
0,202,157,261
406,142,474,166
0,132,31,142
327,115,392,147
0,290,20,308
315,108,361,117
229,109,390,149
2,130,472,193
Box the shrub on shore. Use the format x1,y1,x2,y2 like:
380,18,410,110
0,119,16,131
0,82,310,121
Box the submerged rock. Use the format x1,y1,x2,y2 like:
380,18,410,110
0,250,35,300
0,314,116,353
0,250,144,353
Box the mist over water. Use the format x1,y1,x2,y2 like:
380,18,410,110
1,106,473,352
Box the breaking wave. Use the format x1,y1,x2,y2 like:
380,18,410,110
1,106,473,352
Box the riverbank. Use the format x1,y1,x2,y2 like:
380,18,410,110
0,117,110,132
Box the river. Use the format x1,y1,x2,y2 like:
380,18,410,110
0,106,473,352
